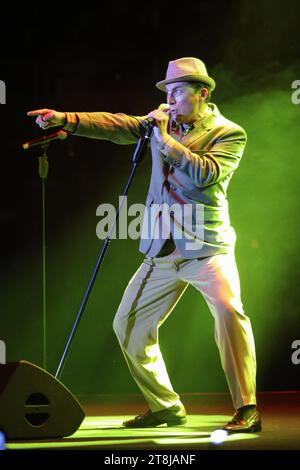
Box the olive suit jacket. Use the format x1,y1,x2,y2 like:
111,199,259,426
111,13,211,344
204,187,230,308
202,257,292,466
64,102,247,258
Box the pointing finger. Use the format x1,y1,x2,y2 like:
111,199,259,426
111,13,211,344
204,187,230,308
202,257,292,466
27,109,52,117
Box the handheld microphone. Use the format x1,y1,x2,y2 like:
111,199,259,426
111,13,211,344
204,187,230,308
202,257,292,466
22,130,68,150
141,117,155,129
141,103,170,130
141,119,155,139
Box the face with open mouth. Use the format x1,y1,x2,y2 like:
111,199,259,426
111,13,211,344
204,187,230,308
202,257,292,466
166,81,203,124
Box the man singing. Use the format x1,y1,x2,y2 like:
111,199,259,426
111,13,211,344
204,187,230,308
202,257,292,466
27,57,261,433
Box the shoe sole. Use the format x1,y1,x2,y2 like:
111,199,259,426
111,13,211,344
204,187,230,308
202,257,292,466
123,416,187,428
224,422,262,433
166,416,187,427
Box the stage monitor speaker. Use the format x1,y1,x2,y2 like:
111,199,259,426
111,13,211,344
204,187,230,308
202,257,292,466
0,360,85,440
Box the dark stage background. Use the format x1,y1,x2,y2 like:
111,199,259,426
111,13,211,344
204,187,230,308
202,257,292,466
0,1,299,396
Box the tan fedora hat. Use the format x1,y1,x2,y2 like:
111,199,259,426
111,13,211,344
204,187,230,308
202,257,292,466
156,57,216,92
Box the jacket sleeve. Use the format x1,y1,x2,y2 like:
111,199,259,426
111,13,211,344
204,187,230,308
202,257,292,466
63,111,148,144
158,126,247,188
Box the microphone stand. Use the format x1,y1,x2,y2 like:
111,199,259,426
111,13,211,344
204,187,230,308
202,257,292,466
39,143,49,371
23,133,67,371
55,123,154,379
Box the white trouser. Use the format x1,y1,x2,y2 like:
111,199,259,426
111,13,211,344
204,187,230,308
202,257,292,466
113,250,257,412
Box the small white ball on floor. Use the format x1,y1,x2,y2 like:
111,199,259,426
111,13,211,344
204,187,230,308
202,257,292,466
210,429,228,444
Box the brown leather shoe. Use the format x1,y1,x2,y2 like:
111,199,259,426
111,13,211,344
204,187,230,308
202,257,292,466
223,406,262,433
122,404,187,428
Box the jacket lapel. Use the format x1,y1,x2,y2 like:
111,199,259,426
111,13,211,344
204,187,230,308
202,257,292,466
180,102,220,148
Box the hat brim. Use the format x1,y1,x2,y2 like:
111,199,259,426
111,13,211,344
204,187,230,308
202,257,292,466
155,74,216,92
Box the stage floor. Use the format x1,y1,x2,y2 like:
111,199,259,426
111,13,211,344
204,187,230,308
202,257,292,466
4,391,300,451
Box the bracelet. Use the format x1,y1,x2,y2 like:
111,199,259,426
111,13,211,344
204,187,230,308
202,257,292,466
62,112,79,134
74,113,79,133
62,112,67,128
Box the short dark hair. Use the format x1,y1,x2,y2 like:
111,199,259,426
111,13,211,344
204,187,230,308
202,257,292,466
190,81,212,102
